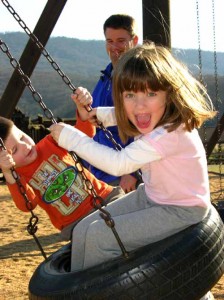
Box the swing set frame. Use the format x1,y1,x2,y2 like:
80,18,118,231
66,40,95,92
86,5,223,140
0,0,223,156
0,0,223,257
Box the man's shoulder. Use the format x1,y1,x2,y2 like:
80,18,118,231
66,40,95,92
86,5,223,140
101,63,113,76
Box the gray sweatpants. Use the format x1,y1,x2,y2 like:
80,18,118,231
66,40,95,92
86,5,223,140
71,184,209,271
60,186,125,241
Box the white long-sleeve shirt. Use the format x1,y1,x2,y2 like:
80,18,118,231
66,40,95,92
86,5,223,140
58,107,210,208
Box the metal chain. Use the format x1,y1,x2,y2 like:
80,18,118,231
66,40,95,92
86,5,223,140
0,39,57,124
196,0,223,201
0,138,47,259
195,0,204,85
211,0,223,199
0,38,129,258
1,0,142,181
1,0,122,151
196,0,208,152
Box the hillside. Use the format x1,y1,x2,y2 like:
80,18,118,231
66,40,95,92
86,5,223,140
0,32,223,118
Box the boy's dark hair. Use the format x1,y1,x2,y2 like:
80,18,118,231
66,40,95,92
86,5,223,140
0,116,14,142
103,14,137,38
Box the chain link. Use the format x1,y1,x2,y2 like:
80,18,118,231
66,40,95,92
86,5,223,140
2,0,142,179
196,0,223,201
1,0,124,151
196,0,209,153
211,0,223,199
196,0,203,85
0,36,129,258
0,138,47,259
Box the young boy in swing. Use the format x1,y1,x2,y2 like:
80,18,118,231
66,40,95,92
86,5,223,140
0,88,124,241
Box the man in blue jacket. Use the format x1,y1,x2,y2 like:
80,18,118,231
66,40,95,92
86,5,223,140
90,14,139,193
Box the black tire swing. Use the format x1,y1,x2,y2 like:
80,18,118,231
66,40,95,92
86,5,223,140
29,205,224,300
1,2,224,300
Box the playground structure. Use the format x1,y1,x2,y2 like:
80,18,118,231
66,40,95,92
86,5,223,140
0,0,223,203
0,1,223,299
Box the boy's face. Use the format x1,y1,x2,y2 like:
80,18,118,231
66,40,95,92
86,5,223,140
5,125,37,168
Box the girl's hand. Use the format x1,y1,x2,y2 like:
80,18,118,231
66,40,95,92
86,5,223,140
71,87,93,121
49,123,66,143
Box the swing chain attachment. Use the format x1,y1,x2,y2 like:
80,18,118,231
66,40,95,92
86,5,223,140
0,39,57,125
0,138,47,260
2,0,142,181
1,0,124,153
70,151,129,258
0,39,129,259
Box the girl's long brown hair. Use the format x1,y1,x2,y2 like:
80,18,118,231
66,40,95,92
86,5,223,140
113,42,216,143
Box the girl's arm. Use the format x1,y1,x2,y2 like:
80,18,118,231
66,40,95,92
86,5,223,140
96,107,117,127
50,124,161,176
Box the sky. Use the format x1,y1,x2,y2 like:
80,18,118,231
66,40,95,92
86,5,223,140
0,0,224,52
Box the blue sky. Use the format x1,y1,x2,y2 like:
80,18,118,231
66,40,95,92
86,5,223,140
0,0,223,52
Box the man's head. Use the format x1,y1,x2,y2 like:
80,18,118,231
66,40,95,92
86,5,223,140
103,14,139,66
0,116,37,168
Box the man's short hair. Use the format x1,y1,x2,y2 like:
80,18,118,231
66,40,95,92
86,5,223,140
103,14,137,38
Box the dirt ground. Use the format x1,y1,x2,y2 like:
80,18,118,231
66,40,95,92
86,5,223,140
0,179,224,300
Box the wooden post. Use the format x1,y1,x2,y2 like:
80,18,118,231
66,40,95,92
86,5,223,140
142,0,171,48
206,114,224,158
0,0,67,118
